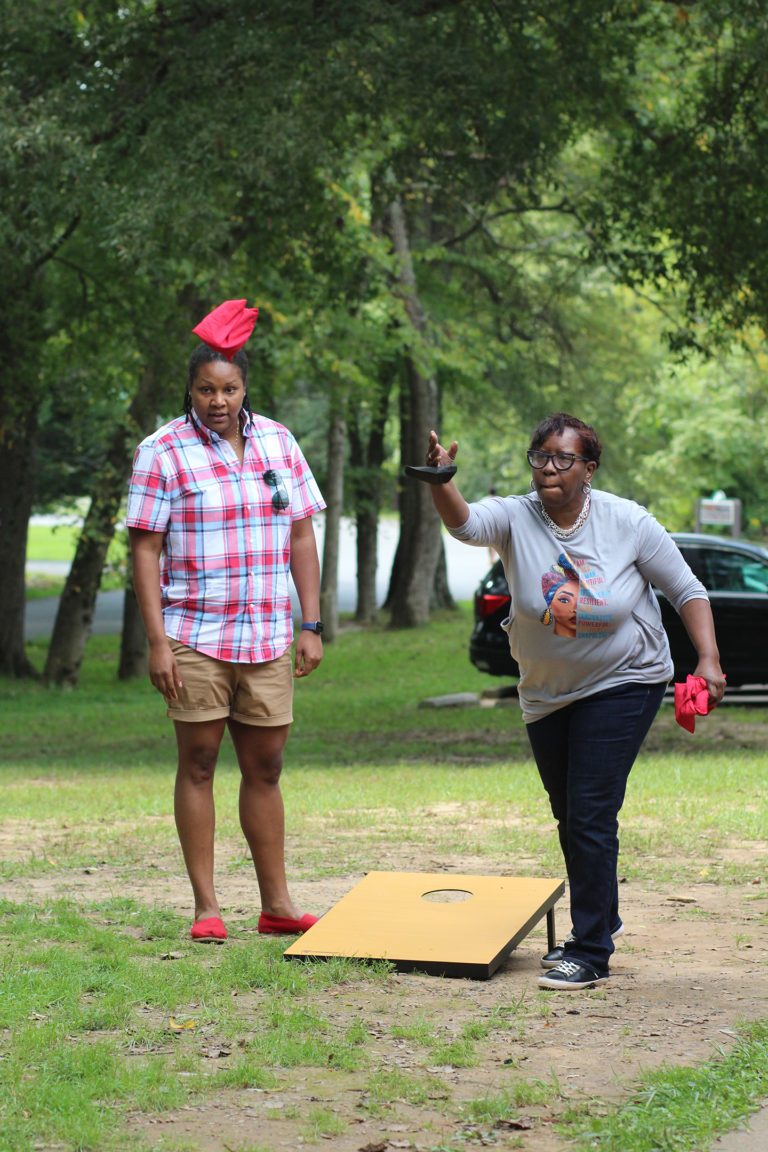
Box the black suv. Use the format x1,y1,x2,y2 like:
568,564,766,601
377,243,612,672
469,533,768,687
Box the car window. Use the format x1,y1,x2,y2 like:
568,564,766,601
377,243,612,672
740,559,768,593
679,544,768,593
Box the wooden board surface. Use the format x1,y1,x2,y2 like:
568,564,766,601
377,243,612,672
285,871,565,979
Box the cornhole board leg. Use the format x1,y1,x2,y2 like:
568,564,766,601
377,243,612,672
284,872,566,980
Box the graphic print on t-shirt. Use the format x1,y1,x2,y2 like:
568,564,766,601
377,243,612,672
539,551,613,640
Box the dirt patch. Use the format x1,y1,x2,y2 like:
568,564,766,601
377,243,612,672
5,837,767,1152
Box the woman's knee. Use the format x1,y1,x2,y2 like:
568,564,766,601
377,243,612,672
178,749,218,786
175,720,225,784
231,722,288,786
242,749,284,787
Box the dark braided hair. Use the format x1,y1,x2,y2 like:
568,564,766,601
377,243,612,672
529,412,601,468
184,344,253,422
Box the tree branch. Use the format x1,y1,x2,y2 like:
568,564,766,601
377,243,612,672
31,214,81,275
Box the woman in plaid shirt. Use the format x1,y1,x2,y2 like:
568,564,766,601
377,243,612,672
127,301,326,943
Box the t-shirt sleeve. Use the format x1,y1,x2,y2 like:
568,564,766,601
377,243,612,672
635,512,708,610
446,496,518,548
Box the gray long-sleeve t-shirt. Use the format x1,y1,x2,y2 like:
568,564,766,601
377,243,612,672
449,489,708,722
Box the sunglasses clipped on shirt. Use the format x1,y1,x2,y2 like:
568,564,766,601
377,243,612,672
526,449,591,472
263,470,289,511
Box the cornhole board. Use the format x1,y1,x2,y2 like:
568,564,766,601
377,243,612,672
284,871,565,980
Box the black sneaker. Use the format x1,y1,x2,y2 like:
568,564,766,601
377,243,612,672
540,922,624,970
538,959,609,990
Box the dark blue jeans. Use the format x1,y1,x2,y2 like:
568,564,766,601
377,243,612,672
526,681,667,973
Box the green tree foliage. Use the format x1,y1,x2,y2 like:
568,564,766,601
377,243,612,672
570,1,768,531
588,0,768,345
0,0,101,674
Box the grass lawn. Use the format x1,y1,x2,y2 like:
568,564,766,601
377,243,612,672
1,609,767,1151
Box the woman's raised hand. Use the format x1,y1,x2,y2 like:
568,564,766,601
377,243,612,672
427,429,458,468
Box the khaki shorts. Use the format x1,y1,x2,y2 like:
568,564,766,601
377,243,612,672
166,641,293,726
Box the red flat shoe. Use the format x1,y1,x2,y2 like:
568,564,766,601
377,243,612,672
257,912,318,936
190,916,227,942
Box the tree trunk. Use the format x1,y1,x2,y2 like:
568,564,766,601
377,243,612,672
355,501,379,623
431,544,455,611
0,403,40,678
43,365,158,686
118,548,147,680
43,486,118,685
385,195,442,628
348,364,392,625
319,410,345,642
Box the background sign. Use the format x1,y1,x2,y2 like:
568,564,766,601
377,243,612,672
695,498,741,535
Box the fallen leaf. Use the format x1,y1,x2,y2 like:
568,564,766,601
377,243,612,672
169,1017,196,1032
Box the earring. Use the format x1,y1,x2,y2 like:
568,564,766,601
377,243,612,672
583,481,592,494
529,479,535,491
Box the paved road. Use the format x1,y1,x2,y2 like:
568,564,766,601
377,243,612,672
25,518,492,640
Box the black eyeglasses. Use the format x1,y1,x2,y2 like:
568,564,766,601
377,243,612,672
526,450,590,471
263,470,289,511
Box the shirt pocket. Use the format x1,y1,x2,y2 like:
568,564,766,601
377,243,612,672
259,467,293,516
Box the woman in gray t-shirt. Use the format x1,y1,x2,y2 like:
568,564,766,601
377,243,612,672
420,412,725,991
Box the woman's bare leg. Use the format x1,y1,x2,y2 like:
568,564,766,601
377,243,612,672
173,718,226,921
229,720,303,918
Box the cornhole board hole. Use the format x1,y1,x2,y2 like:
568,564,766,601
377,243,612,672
284,871,565,980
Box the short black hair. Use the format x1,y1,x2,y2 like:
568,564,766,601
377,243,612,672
530,412,601,468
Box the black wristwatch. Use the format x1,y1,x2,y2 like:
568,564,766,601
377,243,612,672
301,621,324,635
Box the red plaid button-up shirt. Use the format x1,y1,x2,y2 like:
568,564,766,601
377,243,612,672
126,411,325,664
